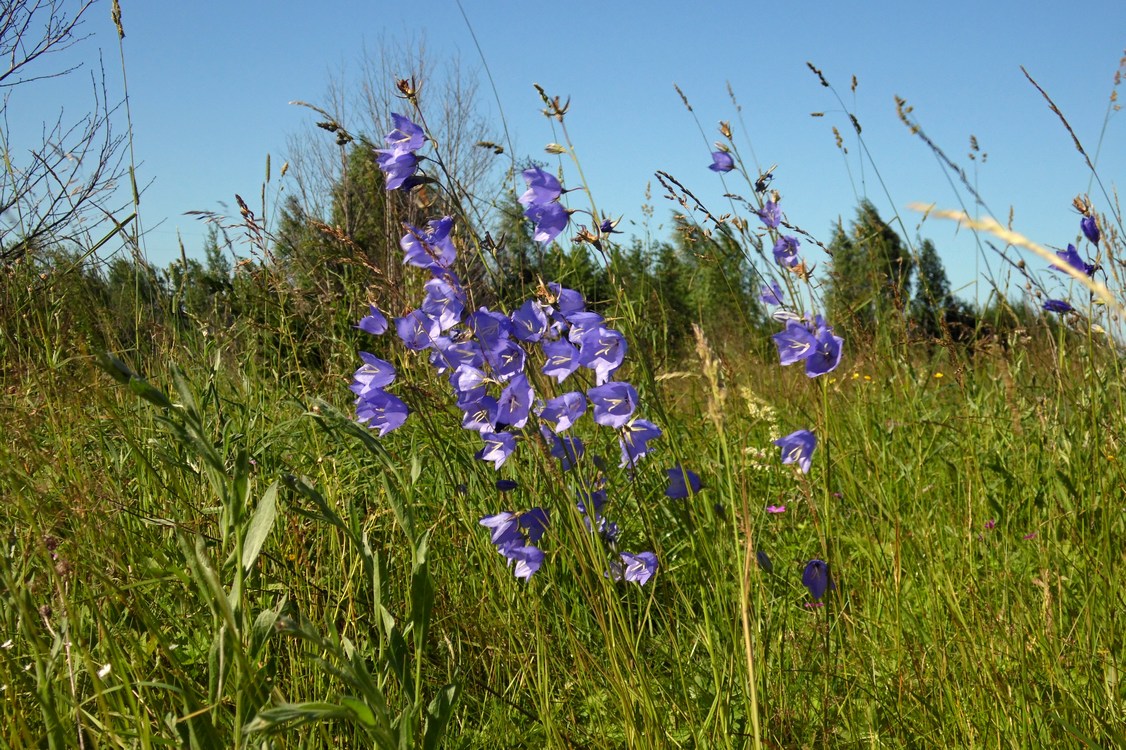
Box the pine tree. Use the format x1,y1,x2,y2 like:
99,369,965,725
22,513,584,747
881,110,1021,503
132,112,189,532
826,200,914,333
910,238,954,338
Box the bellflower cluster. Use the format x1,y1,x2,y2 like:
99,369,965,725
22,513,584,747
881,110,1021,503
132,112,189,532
1043,213,1102,315
519,167,570,244
375,113,426,190
353,114,667,584
771,314,843,378
479,509,549,580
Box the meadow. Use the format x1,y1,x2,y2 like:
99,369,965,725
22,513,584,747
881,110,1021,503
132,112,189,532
2,56,1125,750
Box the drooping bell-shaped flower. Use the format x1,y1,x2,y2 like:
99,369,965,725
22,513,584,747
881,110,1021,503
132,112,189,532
774,429,816,474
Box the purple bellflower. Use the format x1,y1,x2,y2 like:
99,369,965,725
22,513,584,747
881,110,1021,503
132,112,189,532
395,310,440,351
802,559,834,601
578,326,627,384
773,318,842,377
476,431,517,469
772,236,801,268
619,419,662,468
1054,244,1095,277
507,546,545,580
759,281,785,307
757,201,781,229
496,374,534,429
460,395,499,434
356,389,409,437
773,320,817,366
1043,299,1074,314
511,298,550,342
541,337,581,383
774,429,816,474
665,465,702,499
709,151,735,173
375,113,426,190
385,112,426,152
524,201,569,244
357,305,389,335
588,381,639,429
401,217,456,271
350,352,396,397
548,283,587,318
548,433,585,471
1081,215,1100,245
805,325,844,378
613,551,658,585
539,391,587,433
518,167,563,207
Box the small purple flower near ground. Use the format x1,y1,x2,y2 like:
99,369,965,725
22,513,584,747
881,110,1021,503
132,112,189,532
506,545,545,580
984,519,996,530
802,559,833,600
766,505,786,514
708,151,735,173
615,551,658,585
665,465,702,499
774,429,816,474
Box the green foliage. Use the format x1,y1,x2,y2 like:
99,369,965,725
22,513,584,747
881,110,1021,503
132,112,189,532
827,200,915,335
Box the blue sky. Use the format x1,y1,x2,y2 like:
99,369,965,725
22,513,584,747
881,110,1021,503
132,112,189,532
10,0,1125,302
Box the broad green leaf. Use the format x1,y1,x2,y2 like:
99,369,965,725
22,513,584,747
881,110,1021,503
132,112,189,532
242,480,278,574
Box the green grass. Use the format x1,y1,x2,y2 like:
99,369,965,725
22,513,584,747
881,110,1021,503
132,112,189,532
2,263,1124,749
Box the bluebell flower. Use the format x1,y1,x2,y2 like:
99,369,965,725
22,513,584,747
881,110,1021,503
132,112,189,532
759,281,785,307
665,465,702,499
772,236,800,267
757,201,781,229
774,429,816,474
708,151,735,173
357,305,389,335
802,559,833,600
476,431,517,469
355,389,409,437
587,381,639,429
1081,215,1100,245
